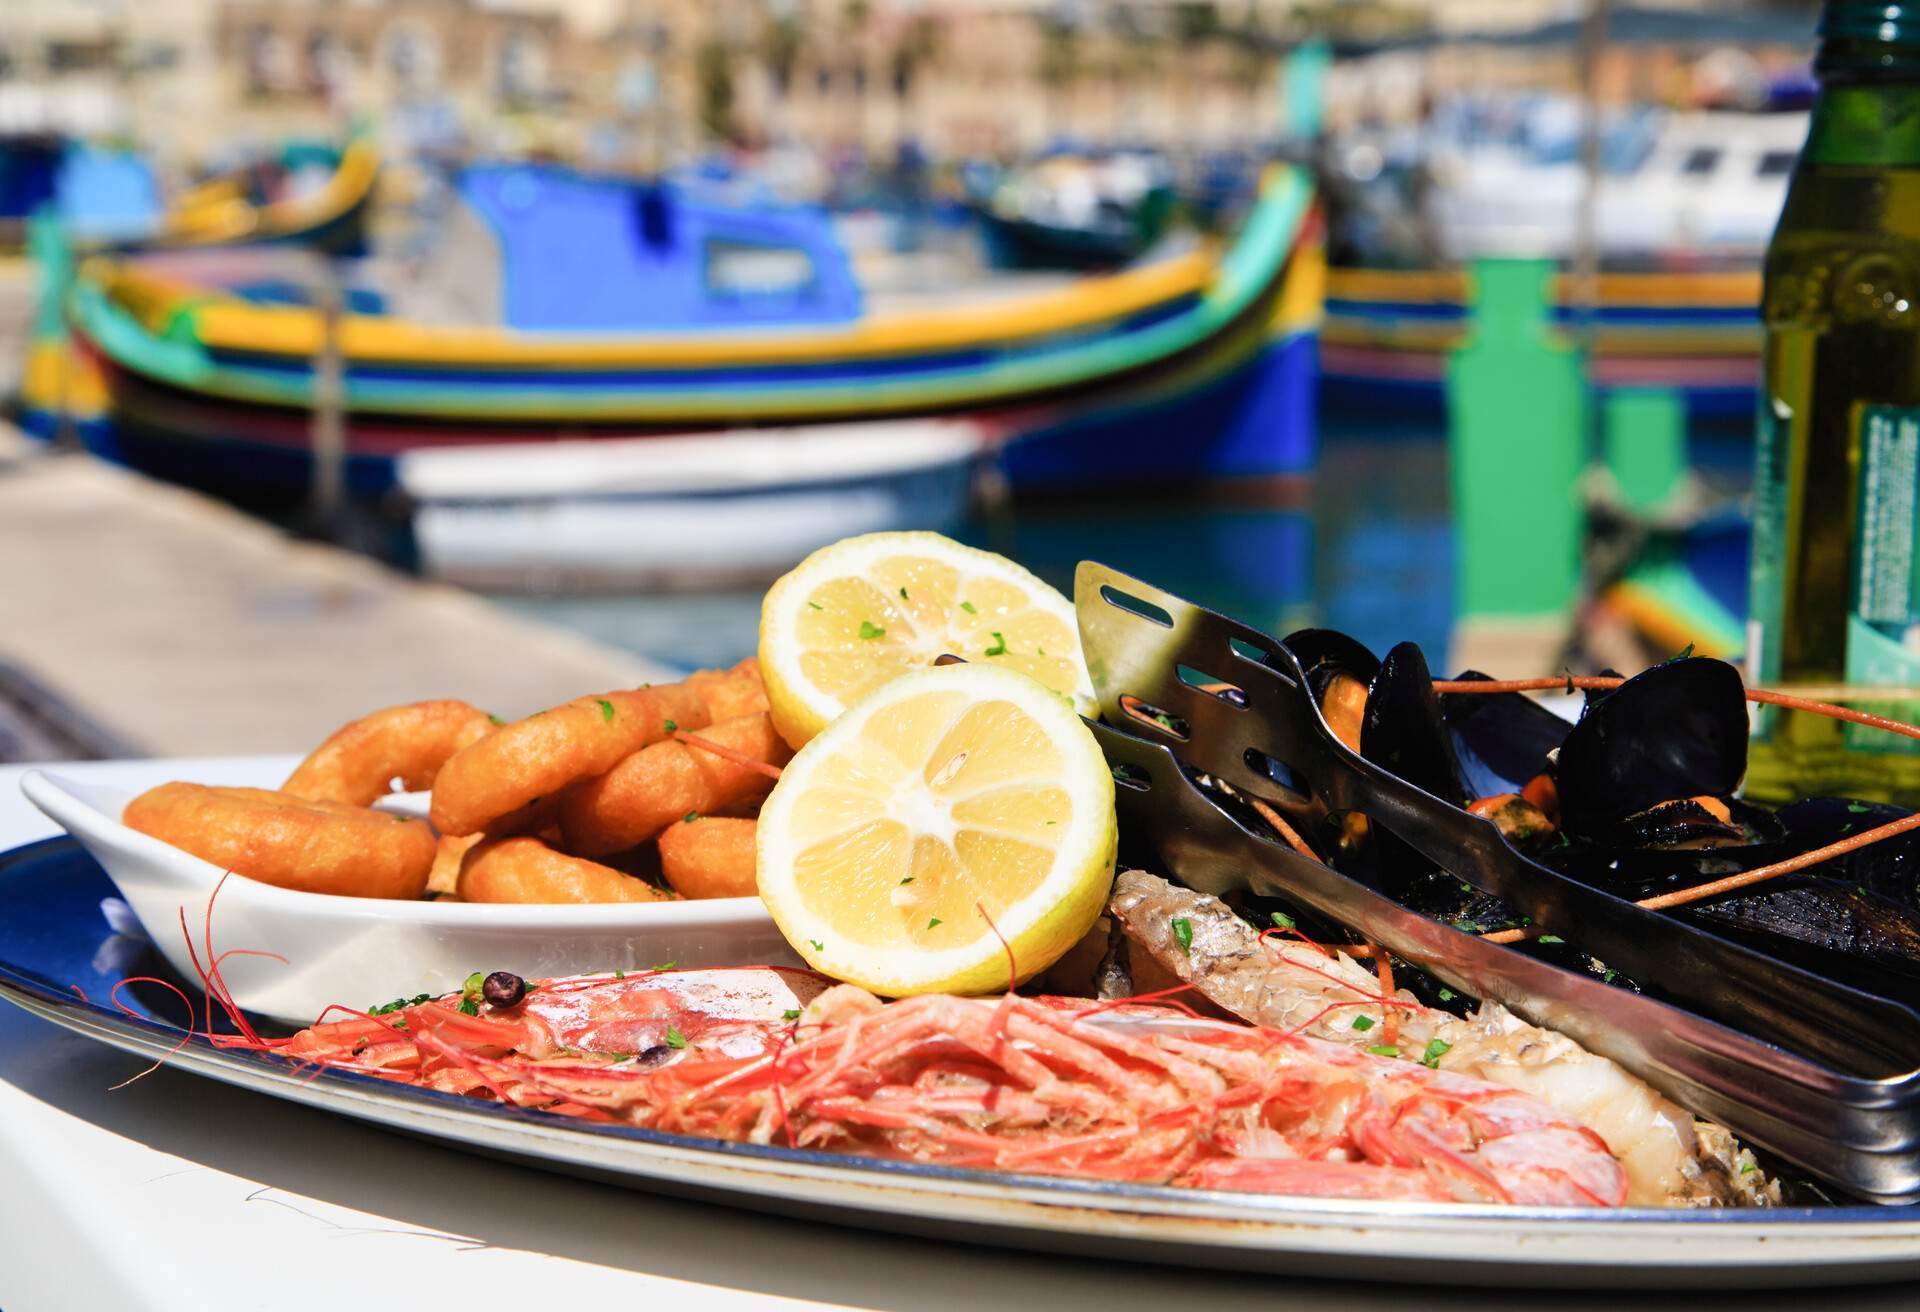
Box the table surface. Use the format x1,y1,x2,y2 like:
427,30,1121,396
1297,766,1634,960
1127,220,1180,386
3,757,1916,1311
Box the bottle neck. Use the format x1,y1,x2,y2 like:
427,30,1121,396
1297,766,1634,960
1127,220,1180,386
1804,80,1920,167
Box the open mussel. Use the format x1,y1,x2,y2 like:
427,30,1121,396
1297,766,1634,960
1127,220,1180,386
1282,628,1380,755
1439,671,1573,802
1554,656,1749,840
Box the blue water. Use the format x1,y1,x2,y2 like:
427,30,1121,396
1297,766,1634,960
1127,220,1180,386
494,431,1457,675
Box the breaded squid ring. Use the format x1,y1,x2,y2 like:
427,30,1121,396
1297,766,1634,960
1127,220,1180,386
283,699,498,805
687,657,770,722
456,835,673,904
124,782,436,900
659,816,758,900
559,711,792,857
429,684,712,837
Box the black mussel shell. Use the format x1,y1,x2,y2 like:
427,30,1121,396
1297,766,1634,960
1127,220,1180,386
1281,628,1381,701
1440,669,1574,800
1775,798,1920,911
1360,642,1469,807
1677,875,1920,1008
1554,657,1749,838
1595,797,1775,852
1542,799,1787,899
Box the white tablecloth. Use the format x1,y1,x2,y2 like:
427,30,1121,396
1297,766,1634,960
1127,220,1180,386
0,759,1913,1310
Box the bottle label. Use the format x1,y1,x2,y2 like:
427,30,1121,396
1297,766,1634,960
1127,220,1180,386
1746,394,1790,741
1845,404,1920,753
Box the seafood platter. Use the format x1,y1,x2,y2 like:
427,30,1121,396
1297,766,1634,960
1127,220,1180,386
11,530,1920,1287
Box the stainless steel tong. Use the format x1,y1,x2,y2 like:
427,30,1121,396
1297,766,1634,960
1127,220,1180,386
1074,560,1920,1204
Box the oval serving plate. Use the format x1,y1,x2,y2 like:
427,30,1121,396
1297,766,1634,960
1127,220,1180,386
4,834,1920,1289
21,770,798,1027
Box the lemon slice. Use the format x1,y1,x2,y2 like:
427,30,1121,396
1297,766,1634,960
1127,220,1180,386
759,530,1095,750
756,662,1117,996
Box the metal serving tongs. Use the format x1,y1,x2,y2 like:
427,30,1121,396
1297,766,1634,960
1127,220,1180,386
1074,561,1920,1203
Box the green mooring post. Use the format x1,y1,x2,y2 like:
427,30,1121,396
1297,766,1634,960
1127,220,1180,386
1603,386,1687,512
1446,258,1585,620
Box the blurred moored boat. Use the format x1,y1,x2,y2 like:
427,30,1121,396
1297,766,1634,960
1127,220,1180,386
60,162,1320,525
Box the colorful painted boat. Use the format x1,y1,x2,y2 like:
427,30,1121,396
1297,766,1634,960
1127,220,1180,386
1320,265,1758,433
17,141,380,441
64,165,1320,504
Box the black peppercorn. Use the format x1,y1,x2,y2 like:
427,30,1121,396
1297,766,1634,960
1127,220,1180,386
481,971,527,1007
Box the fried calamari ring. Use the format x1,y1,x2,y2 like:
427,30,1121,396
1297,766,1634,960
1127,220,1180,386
456,835,673,904
688,657,770,722
429,684,712,836
659,816,758,900
124,782,435,900
559,711,792,857
283,699,498,805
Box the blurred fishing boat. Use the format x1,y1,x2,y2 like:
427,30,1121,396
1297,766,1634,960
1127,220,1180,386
1321,264,1759,432
58,162,1320,526
974,151,1179,271
399,421,984,589
15,140,379,441
1320,109,1795,434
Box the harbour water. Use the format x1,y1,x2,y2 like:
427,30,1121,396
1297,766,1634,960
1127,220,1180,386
495,429,1457,676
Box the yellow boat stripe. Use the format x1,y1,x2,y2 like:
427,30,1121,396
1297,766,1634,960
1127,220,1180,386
93,239,1216,369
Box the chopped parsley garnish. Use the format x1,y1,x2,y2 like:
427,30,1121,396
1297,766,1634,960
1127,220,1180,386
806,600,823,610
1740,1160,1758,1175
782,1009,802,1021
1602,968,1618,984
899,586,910,600
462,972,485,996
1350,1014,1375,1032
664,719,678,733
456,997,480,1017
664,1026,687,1049
596,698,615,722
487,713,507,726
1365,1044,1400,1058
1270,911,1295,930
809,939,824,952
927,917,943,930
1038,647,1046,656
984,631,1008,657
1172,916,1194,954
1460,882,1472,894
684,810,700,823
1421,1038,1453,1068
652,961,676,972
960,600,977,614
1848,802,1871,814
1537,934,1565,944
1455,920,1485,934
899,876,915,885
859,620,886,640
613,969,626,980
367,992,433,1016
1436,987,1456,1003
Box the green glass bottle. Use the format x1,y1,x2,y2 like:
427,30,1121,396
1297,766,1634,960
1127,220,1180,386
1748,1,1920,803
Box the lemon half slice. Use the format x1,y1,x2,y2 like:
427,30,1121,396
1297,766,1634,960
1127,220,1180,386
759,530,1095,750
756,663,1117,996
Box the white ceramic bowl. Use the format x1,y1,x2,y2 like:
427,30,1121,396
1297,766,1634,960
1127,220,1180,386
21,770,799,1028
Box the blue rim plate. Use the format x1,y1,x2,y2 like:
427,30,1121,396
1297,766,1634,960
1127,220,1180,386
5,833,1920,1290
